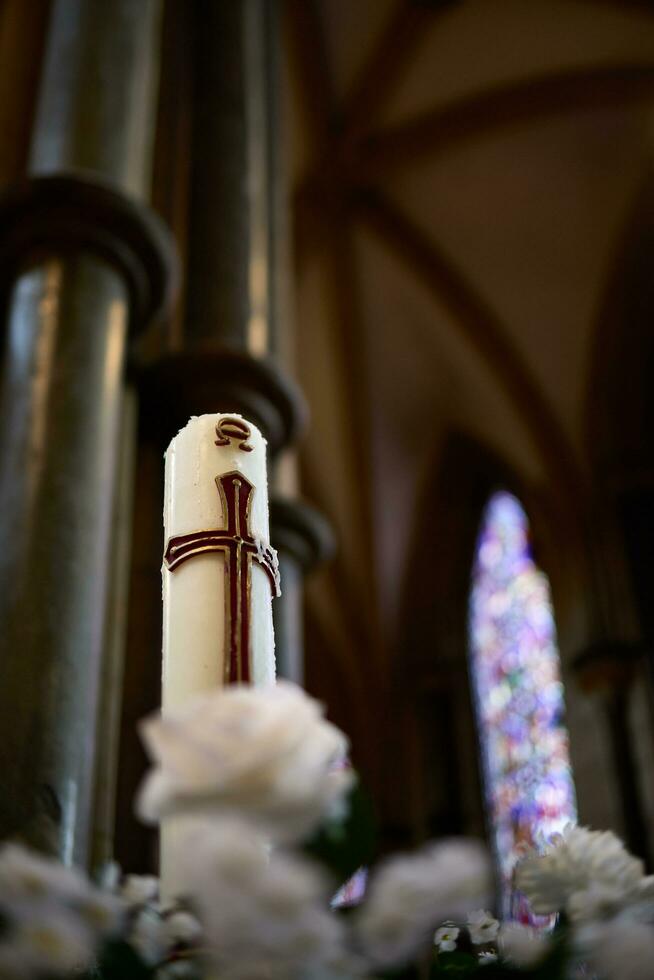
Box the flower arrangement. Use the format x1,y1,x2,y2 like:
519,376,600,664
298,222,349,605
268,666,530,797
0,681,651,980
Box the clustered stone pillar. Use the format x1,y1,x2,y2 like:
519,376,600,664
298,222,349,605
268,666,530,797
0,0,176,864
140,0,332,682
573,640,651,866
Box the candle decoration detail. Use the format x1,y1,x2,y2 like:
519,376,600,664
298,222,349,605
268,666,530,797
162,414,278,711
214,416,254,452
164,471,280,684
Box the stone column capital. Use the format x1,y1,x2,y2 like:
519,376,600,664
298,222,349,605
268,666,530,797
271,497,336,572
137,347,307,458
0,173,179,328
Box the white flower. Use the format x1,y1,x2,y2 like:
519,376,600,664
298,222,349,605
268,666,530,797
121,874,159,906
0,943,31,980
355,838,491,968
434,925,459,951
163,910,202,946
156,962,197,980
129,907,167,965
74,889,125,936
478,950,498,964
576,917,654,980
0,841,125,952
515,826,644,916
174,819,346,980
467,909,499,944
0,843,87,905
10,908,94,975
137,681,355,843
499,922,548,968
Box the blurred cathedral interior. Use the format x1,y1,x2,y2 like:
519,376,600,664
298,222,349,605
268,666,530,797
0,0,653,889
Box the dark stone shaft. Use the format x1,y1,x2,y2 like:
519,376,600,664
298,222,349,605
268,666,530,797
0,254,127,864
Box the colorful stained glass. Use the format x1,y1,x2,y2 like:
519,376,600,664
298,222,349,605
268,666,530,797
331,867,368,908
469,491,576,921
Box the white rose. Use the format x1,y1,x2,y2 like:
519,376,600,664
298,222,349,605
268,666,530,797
356,839,491,968
467,909,499,944
576,917,654,980
175,819,346,980
136,682,354,843
499,922,548,968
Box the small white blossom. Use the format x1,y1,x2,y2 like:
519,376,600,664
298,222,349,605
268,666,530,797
478,950,498,964
515,825,644,916
434,925,459,951
164,910,202,946
122,874,159,906
129,907,167,966
355,838,491,968
467,909,499,944
137,682,355,843
499,922,548,968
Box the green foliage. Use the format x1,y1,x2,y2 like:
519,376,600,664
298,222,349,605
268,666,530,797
85,939,154,980
431,950,480,976
429,924,571,980
303,778,378,882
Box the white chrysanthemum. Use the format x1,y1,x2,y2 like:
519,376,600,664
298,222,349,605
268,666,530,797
515,826,644,916
137,682,354,843
0,843,88,905
576,917,654,980
0,844,125,956
434,925,459,951
467,909,499,945
499,922,548,968
175,819,346,980
355,839,491,968
10,909,94,975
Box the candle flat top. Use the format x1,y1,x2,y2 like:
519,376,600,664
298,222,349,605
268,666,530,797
166,413,266,456
164,413,270,543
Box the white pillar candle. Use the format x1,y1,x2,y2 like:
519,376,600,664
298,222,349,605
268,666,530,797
163,413,278,704
160,413,279,897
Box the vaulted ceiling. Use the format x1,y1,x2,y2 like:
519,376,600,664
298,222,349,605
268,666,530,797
284,0,654,755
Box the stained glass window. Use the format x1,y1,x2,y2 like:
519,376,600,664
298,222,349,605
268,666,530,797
469,491,577,921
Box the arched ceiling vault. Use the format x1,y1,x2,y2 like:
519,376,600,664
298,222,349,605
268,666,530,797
284,0,654,684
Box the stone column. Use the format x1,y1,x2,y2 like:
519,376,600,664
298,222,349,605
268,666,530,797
0,0,176,864
573,641,651,866
271,500,335,683
139,0,333,689
141,0,304,450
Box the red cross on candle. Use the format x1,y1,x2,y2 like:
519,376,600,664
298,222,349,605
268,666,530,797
163,471,279,684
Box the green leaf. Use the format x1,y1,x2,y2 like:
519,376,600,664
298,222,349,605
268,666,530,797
431,951,479,976
91,938,154,980
303,778,377,882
